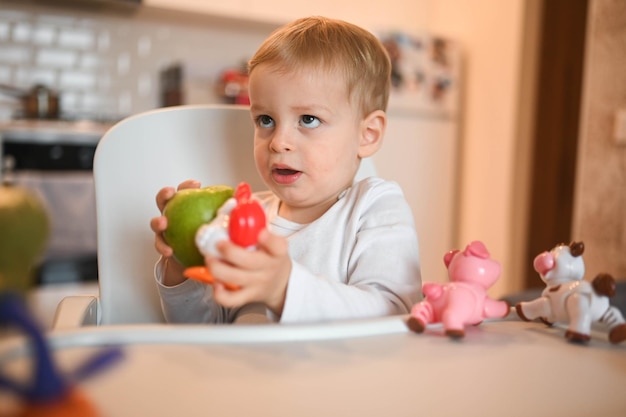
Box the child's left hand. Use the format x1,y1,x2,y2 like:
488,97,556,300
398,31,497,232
205,229,291,316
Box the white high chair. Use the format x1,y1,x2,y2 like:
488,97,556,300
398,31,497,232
52,104,377,327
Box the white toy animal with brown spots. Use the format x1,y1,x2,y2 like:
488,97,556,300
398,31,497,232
516,241,626,344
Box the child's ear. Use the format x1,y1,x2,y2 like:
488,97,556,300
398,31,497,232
358,110,386,158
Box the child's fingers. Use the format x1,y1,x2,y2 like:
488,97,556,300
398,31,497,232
212,281,253,308
256,229,288,257
213,240,251,267
176,179,201,191
155,187,175,212
154,236,173,257
156,181,200,212
150,216,173,256
150,215,167,233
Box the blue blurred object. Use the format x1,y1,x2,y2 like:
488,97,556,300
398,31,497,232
0,291,123,404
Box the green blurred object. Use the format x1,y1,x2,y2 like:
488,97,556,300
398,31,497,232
0,183,50,293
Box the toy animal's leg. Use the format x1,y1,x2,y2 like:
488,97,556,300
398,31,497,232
515,298,551,323
407,302,434,333
600,306,626,344
484,298,510,319
441,298,474,339
443,312,466,339
564,293,592,343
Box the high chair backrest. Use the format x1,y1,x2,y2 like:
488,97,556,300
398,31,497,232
94,104,377,325
94,105,261,324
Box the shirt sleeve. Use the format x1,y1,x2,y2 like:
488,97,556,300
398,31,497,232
155,258,273,324
154,258,229,323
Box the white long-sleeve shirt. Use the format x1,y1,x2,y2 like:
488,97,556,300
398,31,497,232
155,177,422,324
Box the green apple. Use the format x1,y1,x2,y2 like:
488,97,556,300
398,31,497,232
163,184,234,267
0,184,49,293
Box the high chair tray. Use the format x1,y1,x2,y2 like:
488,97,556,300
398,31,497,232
1,314,625,417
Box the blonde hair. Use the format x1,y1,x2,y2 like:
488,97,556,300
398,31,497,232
248,16,391,115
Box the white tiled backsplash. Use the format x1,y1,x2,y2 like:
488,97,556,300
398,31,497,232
0,1,276,121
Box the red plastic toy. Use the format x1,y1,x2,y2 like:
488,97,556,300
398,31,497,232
229,182,266,247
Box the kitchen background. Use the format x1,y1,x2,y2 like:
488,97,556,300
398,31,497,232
0,1,277,120
0,0,624,303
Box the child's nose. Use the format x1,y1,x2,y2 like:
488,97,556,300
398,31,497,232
269,128,293,152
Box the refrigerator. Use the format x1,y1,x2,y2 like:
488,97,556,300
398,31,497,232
374,31,461,284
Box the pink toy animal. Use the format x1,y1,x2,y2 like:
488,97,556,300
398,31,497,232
407,241,510,338
515,241,626,344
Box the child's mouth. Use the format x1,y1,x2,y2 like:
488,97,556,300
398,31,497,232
275,168,299,175
272,168,301,184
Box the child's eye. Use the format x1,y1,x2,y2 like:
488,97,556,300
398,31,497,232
300,115,321,129
256,115,274,128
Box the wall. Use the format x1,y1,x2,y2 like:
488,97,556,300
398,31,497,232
1,0,534,298
0,1,276,120
146,0,438,31
573,0,626,280
408,1,534,297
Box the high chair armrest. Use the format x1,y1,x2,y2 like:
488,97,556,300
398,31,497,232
52,295,100,329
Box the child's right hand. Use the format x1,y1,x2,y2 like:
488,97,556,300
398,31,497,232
150,179,201,256
150,179,201,285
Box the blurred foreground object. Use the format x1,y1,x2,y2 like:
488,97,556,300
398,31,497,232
0,291,123,416
0,182,49,292
0,181,122,415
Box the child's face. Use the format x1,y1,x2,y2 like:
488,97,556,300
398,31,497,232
248,64,365,223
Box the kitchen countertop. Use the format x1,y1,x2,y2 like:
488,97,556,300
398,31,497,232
0,119,117,145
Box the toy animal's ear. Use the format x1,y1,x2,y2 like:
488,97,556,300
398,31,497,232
443,250,458,268
569,241,584,257
465,240,489,259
